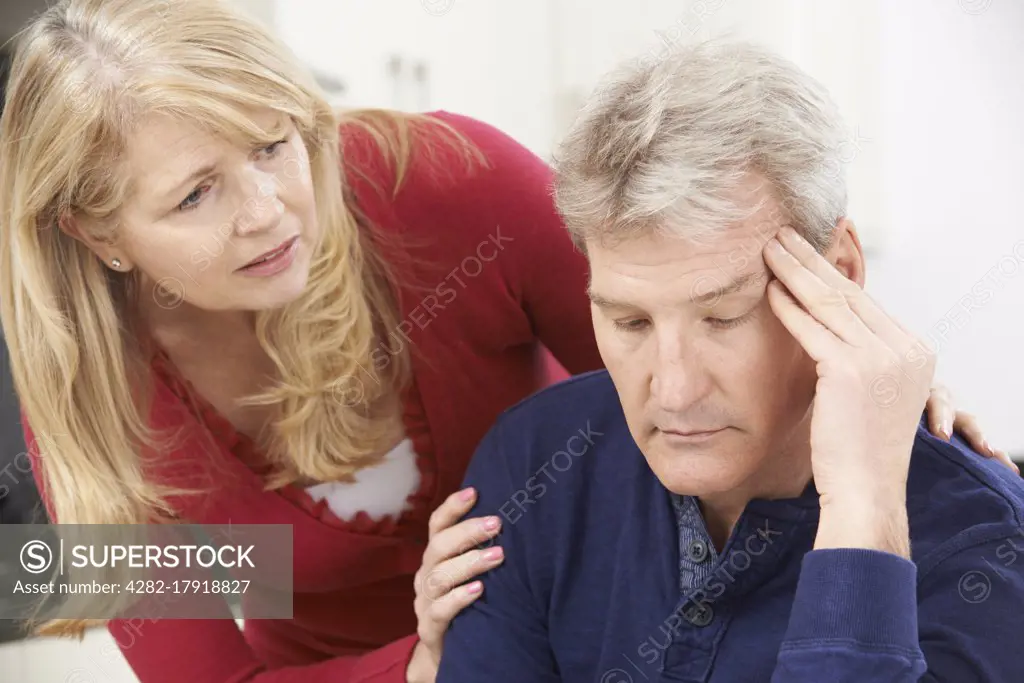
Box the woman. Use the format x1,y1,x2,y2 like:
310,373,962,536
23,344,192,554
0,1,1009,682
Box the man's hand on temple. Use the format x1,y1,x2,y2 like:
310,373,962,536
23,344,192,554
763,224,935,560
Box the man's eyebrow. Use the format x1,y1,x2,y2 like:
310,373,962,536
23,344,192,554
589,290,618,309
588,272,764,311
587,289,632,310
690,272,763,306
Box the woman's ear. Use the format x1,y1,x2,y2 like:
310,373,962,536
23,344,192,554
827,217,866,288
58,212,131,271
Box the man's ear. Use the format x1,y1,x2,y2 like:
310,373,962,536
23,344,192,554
826,217,866,288
58,213,131,271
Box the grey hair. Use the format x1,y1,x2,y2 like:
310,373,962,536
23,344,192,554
552,39,849,252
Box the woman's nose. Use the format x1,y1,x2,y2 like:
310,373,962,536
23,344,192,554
233,171,284,236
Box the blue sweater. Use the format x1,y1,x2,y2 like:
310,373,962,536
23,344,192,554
437,370,1024,683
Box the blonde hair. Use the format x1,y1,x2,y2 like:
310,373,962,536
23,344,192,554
0,0,473,636
553,39,849,252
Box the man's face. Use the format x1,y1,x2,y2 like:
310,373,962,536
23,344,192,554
587,182,819,498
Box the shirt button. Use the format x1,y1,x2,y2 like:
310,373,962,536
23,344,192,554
685,602,714,627
687,539,710,563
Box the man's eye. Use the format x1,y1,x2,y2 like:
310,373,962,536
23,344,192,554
613,319,651,333
706,310,755,330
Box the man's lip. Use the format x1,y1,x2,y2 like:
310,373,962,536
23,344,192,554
659,427,726,437
240,236,298,269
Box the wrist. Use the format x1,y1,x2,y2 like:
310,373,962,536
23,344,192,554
815,497,910,559
406,641,437,683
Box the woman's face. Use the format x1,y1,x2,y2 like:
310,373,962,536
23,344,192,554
111,108,320,313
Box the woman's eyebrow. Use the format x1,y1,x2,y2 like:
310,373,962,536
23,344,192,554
156,162,218,199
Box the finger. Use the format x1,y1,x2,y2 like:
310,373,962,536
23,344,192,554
420,581,484,644
766,279,845,362
925,386,955,441
776,227,914,354
764,234,874,347
420,546,504,601
423,515,502,568
949,409,991,454
427,487,477,537
994,450,1020,475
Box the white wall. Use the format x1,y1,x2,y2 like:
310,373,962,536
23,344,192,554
872,0,1024,454
0,627,142,682
0,620,247,682
268,0,557,157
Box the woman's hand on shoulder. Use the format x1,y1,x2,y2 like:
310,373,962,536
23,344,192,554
924,383,1018,473
407,487,504,682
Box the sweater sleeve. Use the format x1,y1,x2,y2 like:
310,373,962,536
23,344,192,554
772,539,1024,682
427,112,603,376
21,418,419,683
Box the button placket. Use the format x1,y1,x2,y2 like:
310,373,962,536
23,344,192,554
672,496,718,603
660,496,736,681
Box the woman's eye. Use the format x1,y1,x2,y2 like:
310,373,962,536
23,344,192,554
177,185,210,212
256,138,289,160
613,318,651,333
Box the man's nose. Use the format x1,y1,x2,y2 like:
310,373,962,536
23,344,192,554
233,168,284,236
651,339,711,413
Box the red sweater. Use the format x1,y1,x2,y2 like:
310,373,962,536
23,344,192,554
23,112,602,682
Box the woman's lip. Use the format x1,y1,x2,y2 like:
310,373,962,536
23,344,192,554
240,236,298,269
237,238,299,277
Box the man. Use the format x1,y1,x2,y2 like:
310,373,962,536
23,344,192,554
435,40,1024,682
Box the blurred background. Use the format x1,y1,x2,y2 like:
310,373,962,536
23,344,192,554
0,0,1021,679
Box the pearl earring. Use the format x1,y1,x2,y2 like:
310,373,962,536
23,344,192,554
111,258,122,269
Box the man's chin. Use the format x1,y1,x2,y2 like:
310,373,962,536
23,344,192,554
655,473,747,498
641,438,753,498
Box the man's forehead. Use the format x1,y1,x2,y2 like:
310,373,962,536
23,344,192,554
587,233,770,310
588,222,778,268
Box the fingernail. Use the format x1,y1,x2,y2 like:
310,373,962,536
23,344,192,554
482,547,504,562
466,581,483,594
943,421,953,440
981,439,992,454
766,238,784,252
459,487,476,502
482,516,500,531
